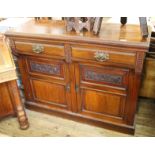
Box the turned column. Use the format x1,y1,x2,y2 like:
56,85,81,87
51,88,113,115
7,80,29,129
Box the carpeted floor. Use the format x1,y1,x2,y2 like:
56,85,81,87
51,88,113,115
0,98,155,137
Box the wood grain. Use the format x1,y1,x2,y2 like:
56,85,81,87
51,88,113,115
0,82,14,117
5,19,149,134
5,19,150,48
0,98,154,137
0,40,17,83
0,39,29,129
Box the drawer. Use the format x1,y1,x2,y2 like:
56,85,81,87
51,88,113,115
71,46,136,66
15,41,65,58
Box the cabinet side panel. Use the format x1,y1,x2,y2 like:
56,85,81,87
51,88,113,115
0,82,14,117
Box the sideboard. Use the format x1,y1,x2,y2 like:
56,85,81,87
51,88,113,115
5,19,150,134
0,37,29,129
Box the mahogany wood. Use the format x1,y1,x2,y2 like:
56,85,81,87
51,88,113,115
0,39,29,129
0,82,15,118
5,19,149,134
7,80,29,129
0,80,29,129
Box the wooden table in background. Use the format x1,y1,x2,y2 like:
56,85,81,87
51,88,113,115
139,28,155,99
0,37,29,129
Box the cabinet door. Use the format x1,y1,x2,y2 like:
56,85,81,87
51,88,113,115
74,63,130,124
18,56,72,111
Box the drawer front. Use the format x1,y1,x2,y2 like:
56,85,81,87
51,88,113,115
72,46,136,66
15,41,65,58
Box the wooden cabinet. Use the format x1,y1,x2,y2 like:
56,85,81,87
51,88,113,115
5,20,149,134
0,39,29,129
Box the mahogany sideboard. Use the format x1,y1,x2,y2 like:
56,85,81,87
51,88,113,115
0,37,29,129
5,20,150,134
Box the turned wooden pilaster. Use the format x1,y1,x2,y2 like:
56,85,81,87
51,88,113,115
7,80,29,129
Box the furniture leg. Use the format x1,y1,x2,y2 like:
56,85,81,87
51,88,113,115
121,17,127,25
139,17,148,38
7,80,29,129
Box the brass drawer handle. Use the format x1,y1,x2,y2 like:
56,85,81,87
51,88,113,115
94,51,109,62
32,44,44,53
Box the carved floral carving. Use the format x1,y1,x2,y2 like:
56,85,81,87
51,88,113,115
84,70,123,85
135,52,145,74
30,61,60,75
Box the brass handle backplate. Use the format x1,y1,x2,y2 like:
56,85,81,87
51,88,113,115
32,44,44,53
94,51,109,62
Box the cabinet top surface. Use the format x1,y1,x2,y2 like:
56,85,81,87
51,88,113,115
0,40,14,70
5,19,150,48
0,37,17,83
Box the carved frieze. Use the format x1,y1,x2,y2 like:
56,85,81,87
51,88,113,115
135,52,145,74
30,61,61,75
64,44,72,63
84,70,123,85
8,38,18,56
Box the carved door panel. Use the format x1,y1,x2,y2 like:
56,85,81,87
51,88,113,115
18,56,72,111
74,62,130,124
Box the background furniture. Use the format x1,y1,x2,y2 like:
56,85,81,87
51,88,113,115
5,19,149,134
139,30,155,99
121,17,148,38
0,37,29,129
139,57,155,99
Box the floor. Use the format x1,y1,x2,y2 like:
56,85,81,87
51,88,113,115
0,98,155,137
